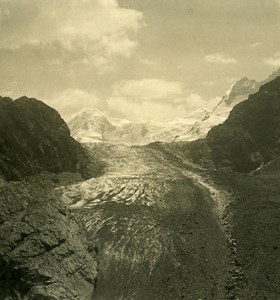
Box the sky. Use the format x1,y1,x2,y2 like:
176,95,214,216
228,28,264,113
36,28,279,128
1,0,280,121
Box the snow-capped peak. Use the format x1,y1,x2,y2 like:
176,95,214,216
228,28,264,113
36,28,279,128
67,68,280,145
68,107,211,145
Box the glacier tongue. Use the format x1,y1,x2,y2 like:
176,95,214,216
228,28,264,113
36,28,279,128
57,143,231,299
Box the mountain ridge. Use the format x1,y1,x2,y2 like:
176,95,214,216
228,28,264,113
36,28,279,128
68,69,280,145
68,106,212,145
170,75,280,173
0,96,104,180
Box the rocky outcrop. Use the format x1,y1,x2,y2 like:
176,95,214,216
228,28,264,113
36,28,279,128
214,77,259,110
0,175,97,300
208,76,280,172
178,76,280,173
186,69,280,142
0,96,103,181
0,97,101,299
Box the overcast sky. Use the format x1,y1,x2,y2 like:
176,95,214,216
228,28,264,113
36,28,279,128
1,0,280,121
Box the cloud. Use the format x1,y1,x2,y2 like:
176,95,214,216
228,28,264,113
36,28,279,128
204,53,237,64
203,81,216,87
107,97,187,121
107,92,209,121
48,89,101,118
264,52,280,67
0,0,143,67
107,79,211,121
250,42,263,48
46,82,209,122
140,59,157,67
174,94,207,111
226,77,239,84
113,79,184,101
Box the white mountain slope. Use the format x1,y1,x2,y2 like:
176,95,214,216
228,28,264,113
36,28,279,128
187,69,280,141
186,77,261,141
68,68,280,145
68,107,211,145
68,108,147,144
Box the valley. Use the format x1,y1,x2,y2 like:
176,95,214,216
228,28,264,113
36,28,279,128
1,75,280,299
58,143,233,299
1,1,280,299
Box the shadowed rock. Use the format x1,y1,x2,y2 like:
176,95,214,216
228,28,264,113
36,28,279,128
0,176,97,300
0,96,103,181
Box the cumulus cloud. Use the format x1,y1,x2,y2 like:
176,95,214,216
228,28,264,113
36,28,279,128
0,0,143,67
174,94,208,111
48,89,101,118
204,53,237,64
48,81,209,122
113,79,183,101
264,52,280,67
105,78,212,121
107,92,209,121
107,96,187,121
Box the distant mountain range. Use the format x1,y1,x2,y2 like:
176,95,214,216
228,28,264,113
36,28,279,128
68,106,213,145
68,68,280,145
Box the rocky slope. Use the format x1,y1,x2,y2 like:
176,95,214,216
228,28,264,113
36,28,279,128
187,77,261,141
177,68,280,142
58,143,232,299
0,98,100,300
55,137,280,299
213,170,280,299
0,173,97,300
213,77,260,115
0,96,103,181
175,76,280,173
208,76,280,172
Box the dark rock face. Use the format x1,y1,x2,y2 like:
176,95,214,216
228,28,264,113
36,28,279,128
0,175,97,300
208,76,280,172
0,97,101,299
0,96,96,180
214,171,280,299
181,76,280,173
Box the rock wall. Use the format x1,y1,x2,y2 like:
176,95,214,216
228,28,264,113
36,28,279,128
0,175,97,300
0,96,101,181
176,76,280,173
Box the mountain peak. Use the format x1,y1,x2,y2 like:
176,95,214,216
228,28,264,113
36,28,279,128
78,107,105,118
0,96,13,106
0,96,94,180
67,106,212,145
224,77,259,102
259,75,280,94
